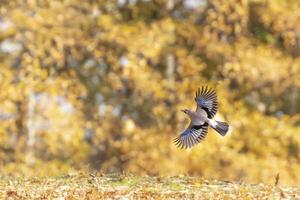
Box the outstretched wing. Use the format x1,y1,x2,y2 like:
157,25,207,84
195,86,218,119
173,123,208,149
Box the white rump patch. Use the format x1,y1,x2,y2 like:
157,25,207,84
208,119,218,128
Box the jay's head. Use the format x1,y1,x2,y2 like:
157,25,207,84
181,109,192,116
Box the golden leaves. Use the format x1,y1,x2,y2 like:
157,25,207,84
0,0,300,186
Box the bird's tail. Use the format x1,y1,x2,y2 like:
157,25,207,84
209,120,229,136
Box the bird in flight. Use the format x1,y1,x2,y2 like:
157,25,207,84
174,86,229,149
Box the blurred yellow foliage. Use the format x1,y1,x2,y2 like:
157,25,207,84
0,0,300,186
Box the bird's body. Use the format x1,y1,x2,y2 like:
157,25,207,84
174,86,229,149
186,109,208,125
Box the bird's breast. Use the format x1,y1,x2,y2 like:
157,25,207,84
191,113,207,125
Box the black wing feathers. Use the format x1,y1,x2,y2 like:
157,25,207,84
173,123,209,149
195,86,218,118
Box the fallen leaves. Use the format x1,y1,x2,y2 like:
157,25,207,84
0,174,299,199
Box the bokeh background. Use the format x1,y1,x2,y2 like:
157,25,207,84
0,0,300,186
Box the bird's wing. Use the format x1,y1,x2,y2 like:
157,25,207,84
195,86,218,119
173,123,209,149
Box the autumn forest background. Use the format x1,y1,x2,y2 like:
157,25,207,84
0,0,300,186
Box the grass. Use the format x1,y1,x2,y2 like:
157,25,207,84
0,173,299,199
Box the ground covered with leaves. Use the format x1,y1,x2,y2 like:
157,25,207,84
0,174,299,199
